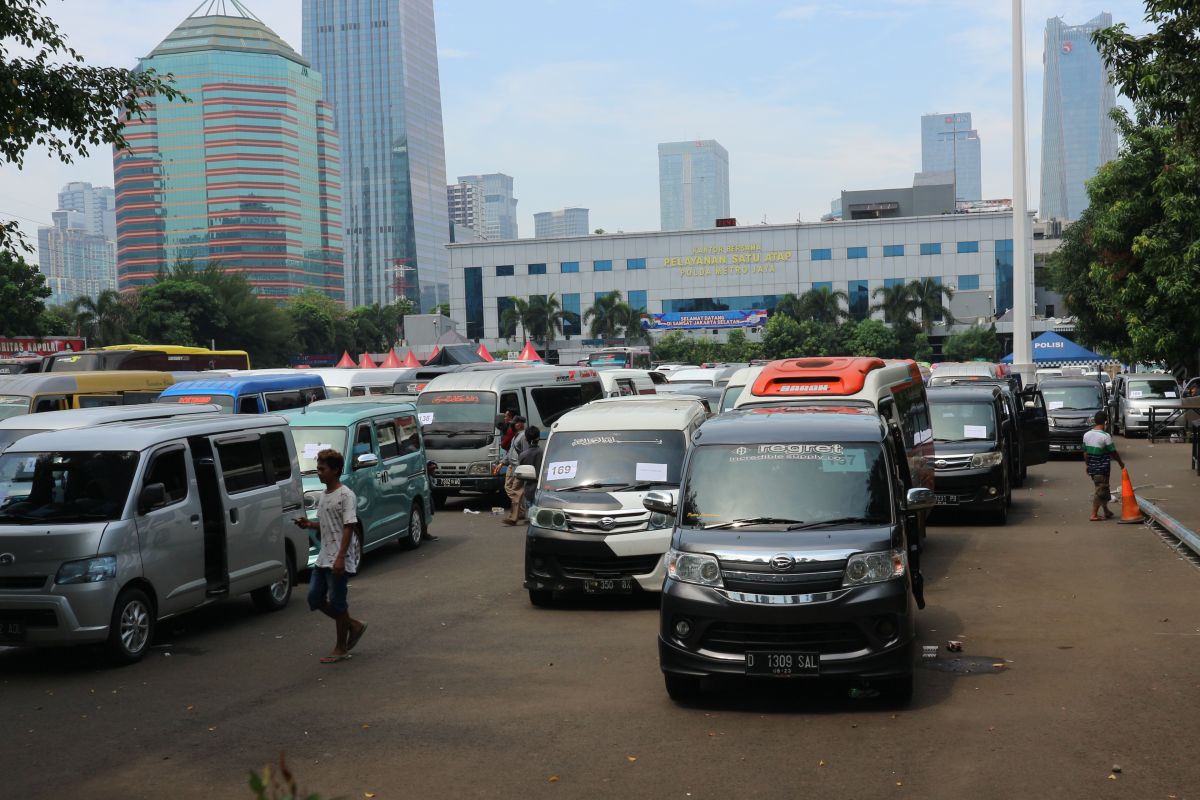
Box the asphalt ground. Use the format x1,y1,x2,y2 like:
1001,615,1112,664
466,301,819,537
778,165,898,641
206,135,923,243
2,454,1200,799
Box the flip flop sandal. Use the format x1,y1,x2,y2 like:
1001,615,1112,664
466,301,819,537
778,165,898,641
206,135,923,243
320,654,352,664
1089,516,1103,522
347,623,368,651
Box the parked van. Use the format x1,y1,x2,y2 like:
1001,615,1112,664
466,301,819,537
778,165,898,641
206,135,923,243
1108,372,1185,436
0,415,306,662
0,403,222,453
282,399,434,565
520,397,708,605
1039,377,1107,454
255,368,408,398
0,371,175,421
718,365,763,413
156,373,326,414
650,405,930,702
391,362,527,395
588,347,652,369
416,367,604,502
47,345,250,372
926,386,1012,523
598,369,659,398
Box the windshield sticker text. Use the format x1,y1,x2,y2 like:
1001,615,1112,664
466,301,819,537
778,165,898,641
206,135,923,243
546,460,578,480
430,395,482,404
570,435,618,447
418,412,434,425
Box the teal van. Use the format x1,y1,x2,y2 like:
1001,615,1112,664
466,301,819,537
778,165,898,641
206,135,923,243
281,399,435,567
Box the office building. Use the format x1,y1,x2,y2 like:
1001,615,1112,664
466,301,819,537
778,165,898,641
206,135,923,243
304,0,451,309
841,174,956,220
658,140,730,231
920,113,982,202
55,182,116,241
457,173,518,240
447,182,486,239
534,207,589,239
113,2,343,300
37,210,117,305
1039,13,1119,222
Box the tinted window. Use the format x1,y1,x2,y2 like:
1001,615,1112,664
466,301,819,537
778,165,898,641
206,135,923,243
216,437,269,493
1127,380,1178,399
529,382,603,426
264,390,304,411
262,430,293,482
0,450,139,522
930,401,997,441
1041,385,1104,411
417,391,497,427
144,448,188,507
396,415,421,455
77,395,122,409
376,422,400,460
238,395,260,414
122,392,162,405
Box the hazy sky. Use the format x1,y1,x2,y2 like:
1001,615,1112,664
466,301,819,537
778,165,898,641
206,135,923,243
0,0,1153,256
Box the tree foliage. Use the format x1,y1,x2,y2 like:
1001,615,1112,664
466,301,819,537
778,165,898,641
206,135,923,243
942,324,1003,362
0,250,51,335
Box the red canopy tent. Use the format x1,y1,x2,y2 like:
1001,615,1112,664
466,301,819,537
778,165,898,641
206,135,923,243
401,350,422,368
359,353,378,369
476,343,495,362
379,350,403,368
516,342,543,361
334,351,356,368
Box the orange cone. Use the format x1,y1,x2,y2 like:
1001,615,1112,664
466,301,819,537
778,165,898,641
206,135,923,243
1117,468,1145,524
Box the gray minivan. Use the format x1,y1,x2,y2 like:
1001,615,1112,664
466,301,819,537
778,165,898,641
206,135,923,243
0,416,307,663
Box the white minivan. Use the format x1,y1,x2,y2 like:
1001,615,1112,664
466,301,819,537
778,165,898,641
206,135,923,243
0,415,307,663
519,396,708,606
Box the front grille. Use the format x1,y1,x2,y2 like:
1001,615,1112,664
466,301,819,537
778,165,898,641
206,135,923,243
700,621,868,656
556,553,661,578
435,463,470,476
0,575,48,590
721,565,845,595
565,509,650,534
932,454,974,471
0,609,58,628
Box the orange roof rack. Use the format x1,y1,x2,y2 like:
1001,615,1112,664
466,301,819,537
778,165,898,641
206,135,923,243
750,357,887,398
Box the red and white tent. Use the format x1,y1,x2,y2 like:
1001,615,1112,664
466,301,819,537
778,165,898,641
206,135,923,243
477,343,495,362
379,350,403,369
334,351,356,368
516,342,543,362
358,353,378,369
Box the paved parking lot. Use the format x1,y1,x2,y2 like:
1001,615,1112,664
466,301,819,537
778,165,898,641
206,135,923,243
3,455,1200,799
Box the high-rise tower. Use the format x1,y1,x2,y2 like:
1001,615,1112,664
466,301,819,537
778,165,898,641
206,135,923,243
658,140,730,231
920,113,982,203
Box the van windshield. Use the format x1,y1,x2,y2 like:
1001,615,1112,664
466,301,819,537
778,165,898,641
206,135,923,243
542,430,685,491
1128,380,1178,400
1041,385,1104,410
289,428,349,475
0,395,31,421
416,391,497,431
0,450,139,523
680,443,891,529
158,393,236,412
930,401,996,442
720,385,744,412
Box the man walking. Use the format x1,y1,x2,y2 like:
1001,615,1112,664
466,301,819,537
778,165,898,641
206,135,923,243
499,416,529,525
295,448,367,663
518,426,544,517
1083,411,1125,521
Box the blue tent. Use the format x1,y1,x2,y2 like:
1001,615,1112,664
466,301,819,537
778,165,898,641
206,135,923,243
1001,331,1115,365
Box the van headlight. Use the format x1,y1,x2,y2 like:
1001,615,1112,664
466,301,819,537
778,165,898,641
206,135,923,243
530,506,567,531
666,549,723,587
842,549,907,587
55,555,117,585
971,451,1004,468
648,511,673,530
469,461,493,476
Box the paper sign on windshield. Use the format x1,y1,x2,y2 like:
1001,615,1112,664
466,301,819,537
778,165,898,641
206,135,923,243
21,457,38,473
1049,401,1064,410
1131,390,1144,399
418,412,434,425
635,462,668,482
964,425,989,439
1165,391,1177,398
546,460,578,480
302,443,331,459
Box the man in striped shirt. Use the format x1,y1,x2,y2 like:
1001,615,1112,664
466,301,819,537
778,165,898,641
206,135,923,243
1083,411,1125,521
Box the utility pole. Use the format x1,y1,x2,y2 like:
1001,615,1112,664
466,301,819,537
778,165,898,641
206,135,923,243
1011,0,1033,370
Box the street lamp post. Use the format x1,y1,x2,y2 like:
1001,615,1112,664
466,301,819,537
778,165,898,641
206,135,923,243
1011,0,1033,372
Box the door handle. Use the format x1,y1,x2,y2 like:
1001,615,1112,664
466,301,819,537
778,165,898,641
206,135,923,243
190,514,200,523
229,508,239,524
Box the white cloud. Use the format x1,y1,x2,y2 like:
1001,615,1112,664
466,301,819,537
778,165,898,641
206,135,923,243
776,5,818,21
437,47,472,59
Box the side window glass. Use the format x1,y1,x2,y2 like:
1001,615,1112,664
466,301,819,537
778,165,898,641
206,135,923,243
376,422,400,460
396,415,421,455
144,448,189,508
350,386,367,397
353,423,374,459
215,437,269,494
238,395,261,414
617,379,635,397
262,430,292,482
263,390,303,412
500,391,521,417
123,392,161,405
34,396,66,413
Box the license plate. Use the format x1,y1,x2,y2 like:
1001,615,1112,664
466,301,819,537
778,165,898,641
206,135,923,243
583,578,632,594
935,494,958,505
746,651,820,676
433,478,461,487
0,621,26,642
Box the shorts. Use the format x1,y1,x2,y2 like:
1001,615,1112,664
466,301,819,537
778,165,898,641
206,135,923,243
1090,472,1111,504
308,567,351,614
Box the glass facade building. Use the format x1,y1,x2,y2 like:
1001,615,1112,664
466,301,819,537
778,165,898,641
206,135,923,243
920,113,982,203
303,0,450,309
38,210,117,305
114,5,343,300
458,173,518,240
1039,13,1118,222
533,208,589,238
658,140,730,231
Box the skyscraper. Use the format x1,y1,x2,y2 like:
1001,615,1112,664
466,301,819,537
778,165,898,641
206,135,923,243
457,173,518,240
38,210,117,305
1039,13,1119,222
113,1,343,300
303,0,451,309
533,208,589,238
658,140,730,231
447,182,486,238
920,113,982,202
55,182,116,241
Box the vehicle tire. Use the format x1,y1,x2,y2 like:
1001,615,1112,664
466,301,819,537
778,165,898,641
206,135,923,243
252,549,294,612
878,672,914,706
1015,458,1027,487
399,505,424,550
664,673,702,703
992,498,1009,525
528,589,553,607
106,587,155,665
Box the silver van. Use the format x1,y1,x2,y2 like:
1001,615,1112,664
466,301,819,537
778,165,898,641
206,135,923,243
1109,373,1183,435
0,402,223,453
0,415,306,663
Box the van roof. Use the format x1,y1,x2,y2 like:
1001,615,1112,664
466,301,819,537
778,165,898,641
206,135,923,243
552,397,705,431
0,371,175,395
159,373,324,395
0,403,222,431
741,358,919,405
281,399,417,425
926,385,1003,402
697,406,884,445
420,366,600,393
5,414,289,453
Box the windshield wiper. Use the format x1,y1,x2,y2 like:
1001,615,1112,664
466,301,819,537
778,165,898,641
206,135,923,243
614,481,678,491
555,482,628,492
703,516,806,530
784,516,878,530
934,437,983,443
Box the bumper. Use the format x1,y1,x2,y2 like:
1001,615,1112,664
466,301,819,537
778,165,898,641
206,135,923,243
430,474,504,495
932,468,1006,509
658,577,914,680
1124,415,1184,432
1049,431,1086,453
524,525,670,594
0,581,118,646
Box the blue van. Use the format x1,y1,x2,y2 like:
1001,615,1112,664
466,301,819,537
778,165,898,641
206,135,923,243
157,374,327,414
281,399,435,566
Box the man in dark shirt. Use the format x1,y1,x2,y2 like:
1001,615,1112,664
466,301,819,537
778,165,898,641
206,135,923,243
518,426,544,510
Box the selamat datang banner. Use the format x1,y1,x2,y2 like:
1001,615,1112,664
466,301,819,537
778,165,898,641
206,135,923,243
640,310,769,331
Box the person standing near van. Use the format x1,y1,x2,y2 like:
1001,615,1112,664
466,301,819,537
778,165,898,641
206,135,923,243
295,448,367,663
499,416,529,525
518,426,544,514
1084,411,1125,521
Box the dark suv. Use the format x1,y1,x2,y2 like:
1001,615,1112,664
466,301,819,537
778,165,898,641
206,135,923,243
649,406,930,704
1039,377,1106,454
926,386,1011,524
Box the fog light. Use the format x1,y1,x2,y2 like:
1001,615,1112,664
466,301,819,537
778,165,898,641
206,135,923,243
987,486,998,496
674,619,692,639
875,616,897,640
532,557,545,569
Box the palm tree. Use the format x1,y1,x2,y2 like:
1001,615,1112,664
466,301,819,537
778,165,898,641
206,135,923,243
907,278,956,334
798,287,849,325
773,292,805,320
584,290,632,339
499,296,529,344
71,289,135,346
870,284,917,324
525,294,568,351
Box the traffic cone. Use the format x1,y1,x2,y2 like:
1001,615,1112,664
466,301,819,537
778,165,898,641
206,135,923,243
1117,468,1145,524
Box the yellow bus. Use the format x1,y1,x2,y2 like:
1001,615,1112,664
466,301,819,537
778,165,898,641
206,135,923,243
0,372,176,420
46,345,251,373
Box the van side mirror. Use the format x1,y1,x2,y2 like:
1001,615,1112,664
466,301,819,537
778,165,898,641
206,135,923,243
643,491,675,515
138,483,166,514
904,488,935,511
354,453,379,469
514,464,537,482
